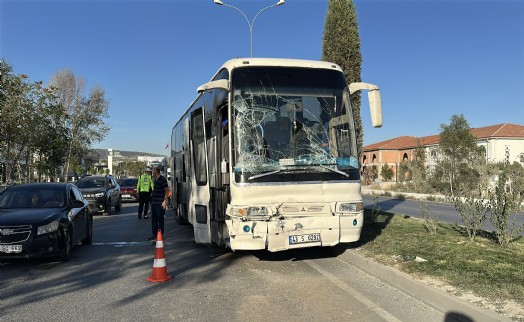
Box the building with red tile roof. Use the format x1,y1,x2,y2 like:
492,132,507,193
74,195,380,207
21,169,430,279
362,123,524,183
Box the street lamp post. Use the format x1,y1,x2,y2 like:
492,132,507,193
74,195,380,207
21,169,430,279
214,0,285,58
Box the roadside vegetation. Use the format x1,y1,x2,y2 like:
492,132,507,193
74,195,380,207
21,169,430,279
358,207,524,319
1,59,110,185
365,114,524,247
361,118,524,319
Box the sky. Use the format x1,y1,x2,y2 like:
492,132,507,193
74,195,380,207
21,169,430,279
1,0,523,156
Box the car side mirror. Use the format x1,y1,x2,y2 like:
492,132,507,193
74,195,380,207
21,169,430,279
71,199,85,208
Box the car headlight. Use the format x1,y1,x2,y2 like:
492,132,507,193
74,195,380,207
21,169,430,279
94,192,104,197
230,206,269,218
37,221,59,235
338,202,363,213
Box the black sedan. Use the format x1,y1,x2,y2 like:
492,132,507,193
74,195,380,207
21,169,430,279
0,182,93,260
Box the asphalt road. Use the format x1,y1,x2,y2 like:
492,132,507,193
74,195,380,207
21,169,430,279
363,194,524,236
0,202,462,322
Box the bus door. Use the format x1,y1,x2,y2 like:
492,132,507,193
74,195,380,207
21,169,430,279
211,104,229,246
190,108,211,244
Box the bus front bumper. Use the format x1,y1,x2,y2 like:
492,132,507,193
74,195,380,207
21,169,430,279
225,212,363,252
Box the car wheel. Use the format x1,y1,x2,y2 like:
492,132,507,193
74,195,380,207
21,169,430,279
60,228,73,261
105,199,112,216
82,215,93,245
115,197,122,212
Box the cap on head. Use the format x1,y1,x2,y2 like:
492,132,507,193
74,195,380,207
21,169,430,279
145,166,152,172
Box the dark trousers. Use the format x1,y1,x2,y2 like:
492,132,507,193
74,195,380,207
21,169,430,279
138,192,151,216
151,203,165,237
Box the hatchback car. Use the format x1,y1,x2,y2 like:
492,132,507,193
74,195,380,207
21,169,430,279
0,182,93,260
118,178,138,203
75,175,122,215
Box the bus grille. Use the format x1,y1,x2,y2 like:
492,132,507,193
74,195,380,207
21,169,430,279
281,205,326,213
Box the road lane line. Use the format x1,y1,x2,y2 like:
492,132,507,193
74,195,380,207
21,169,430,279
303,259,403,322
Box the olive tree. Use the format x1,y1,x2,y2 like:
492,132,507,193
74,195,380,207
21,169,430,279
487,156,524,247
434,114,483,196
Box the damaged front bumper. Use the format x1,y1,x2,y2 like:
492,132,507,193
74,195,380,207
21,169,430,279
225,203,363,252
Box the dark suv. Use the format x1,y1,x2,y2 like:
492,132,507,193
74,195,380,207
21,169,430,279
75,175,121,215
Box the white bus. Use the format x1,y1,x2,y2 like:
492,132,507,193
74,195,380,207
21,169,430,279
170,58,382,252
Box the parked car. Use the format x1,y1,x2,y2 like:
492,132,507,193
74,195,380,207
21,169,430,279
75,175,121,215
118,178,138,203
0,182,93,260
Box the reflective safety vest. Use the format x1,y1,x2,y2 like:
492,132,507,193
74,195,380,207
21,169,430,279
137,174,153,193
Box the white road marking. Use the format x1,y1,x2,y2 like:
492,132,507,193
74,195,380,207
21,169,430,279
303,259,403,322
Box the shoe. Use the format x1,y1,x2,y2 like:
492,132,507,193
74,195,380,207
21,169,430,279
144,215,149,219
147,236,156,242
138,215,142,219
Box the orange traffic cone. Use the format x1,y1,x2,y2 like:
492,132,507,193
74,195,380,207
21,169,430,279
147,229,172,283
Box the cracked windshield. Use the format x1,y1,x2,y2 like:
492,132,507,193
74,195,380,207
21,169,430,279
231,67,359,182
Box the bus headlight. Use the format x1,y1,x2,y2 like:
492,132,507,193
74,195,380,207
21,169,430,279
338,202,363,213
230,206,269,218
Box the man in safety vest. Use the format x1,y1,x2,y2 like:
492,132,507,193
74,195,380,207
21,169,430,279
137,166,154,219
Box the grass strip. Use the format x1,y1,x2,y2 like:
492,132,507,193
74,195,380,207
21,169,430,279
356,209,524,305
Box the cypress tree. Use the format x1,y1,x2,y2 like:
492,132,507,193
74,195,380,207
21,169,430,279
322,0,363,157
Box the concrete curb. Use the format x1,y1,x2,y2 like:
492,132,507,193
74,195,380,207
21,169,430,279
340,249,512,322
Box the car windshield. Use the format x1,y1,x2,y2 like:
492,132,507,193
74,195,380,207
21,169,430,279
120,179,137,186
76,178,106,188
0,187,66,209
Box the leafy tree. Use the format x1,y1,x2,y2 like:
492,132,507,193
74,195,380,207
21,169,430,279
322,0,363,157
451,191,488,241
370,165,378,182
0,60,40,184
380,164,393,181
487,155,524,247
361,165,373,185
398,160,410,182
30,83,70,181
115,160,147,178
507,161,524,208
410,143,429,193
434,114,483,196
399,141,429,192
1,61,109,184
48,69,110,180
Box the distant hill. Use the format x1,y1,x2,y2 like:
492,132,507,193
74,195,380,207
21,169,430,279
91,148,166,161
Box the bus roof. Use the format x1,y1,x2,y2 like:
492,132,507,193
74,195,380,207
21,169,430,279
213,57,344,80
171,58,345,130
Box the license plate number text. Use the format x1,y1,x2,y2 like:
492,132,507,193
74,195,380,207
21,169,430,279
289,233,321,245
0,245,22,253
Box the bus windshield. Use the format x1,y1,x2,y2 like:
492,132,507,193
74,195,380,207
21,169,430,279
231,66,359,182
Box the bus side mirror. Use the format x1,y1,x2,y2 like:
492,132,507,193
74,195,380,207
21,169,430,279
368,89,382,128
349,82,383,128
197,79,229,93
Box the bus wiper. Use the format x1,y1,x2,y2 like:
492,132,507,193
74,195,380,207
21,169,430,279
319,164,349,177
248,169,281,181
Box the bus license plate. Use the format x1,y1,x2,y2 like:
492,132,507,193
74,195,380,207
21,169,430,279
289,233,321,245
123,194,131,198
0,245,22,253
